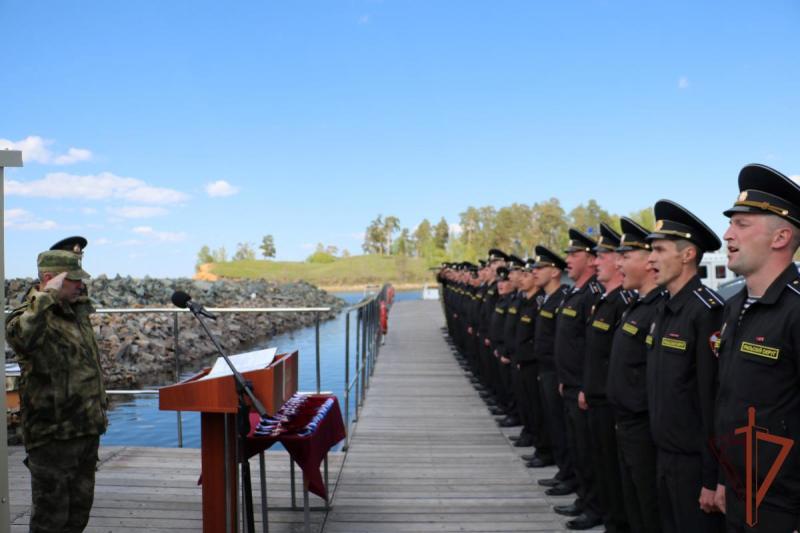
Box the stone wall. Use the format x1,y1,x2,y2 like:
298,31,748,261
5,276,345,388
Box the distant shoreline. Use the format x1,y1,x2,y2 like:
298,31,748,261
323,283,429,293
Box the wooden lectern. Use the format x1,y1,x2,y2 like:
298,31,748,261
160,350,298,532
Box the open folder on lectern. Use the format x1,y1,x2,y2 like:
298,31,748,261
199,347,278,381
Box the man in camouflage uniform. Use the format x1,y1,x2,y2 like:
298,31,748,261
6,236,108,533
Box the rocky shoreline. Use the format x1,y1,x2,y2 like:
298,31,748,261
5,276,345,389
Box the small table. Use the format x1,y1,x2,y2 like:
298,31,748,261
246,394,345,532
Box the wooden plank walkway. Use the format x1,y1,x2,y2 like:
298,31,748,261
9,445,343,532
322,299,600,532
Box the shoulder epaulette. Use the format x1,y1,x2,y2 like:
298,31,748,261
787,277,800,296
693,286,724,309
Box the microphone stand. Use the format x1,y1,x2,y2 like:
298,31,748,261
187,306,267,533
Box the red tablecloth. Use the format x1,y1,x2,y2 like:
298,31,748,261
245,394,345,499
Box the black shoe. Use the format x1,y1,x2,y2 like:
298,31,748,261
488,407,505,416
526,456,555,468
537,477,560,487
479,390,491,398
521,453,535,461
545,482,576,496
514,434,534,447
498,417,522,428
553,503,583,517
566,513,603,530
507,434,519,442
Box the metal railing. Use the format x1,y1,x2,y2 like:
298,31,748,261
341,284,391,451
6,288,392,449
92,306,331,447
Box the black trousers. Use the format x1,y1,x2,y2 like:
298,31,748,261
725,488,800,532
511,364,531,433
519,363,549,453
656,449,724,533
588,402,629,532
565,396,603,518
615,414,661,533
538,370,573,481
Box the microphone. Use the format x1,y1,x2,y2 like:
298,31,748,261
171,290,216,319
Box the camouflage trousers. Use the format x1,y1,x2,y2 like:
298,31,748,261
24,435,100,533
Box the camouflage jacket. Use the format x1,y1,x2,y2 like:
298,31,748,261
6,287,108,451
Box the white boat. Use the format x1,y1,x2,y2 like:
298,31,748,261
422,284,439,300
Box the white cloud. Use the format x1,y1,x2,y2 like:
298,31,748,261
0,135,92,165
205,180,239,197
113,206,169,218
5,171,188,204
790,175,800,186
358,14,370,24
5,208,58,230
95,237,112,245
131,226,187,242
300,243,316,250
81,207,98,215
449,223,463,236
53,147,92,165
678,76,690,89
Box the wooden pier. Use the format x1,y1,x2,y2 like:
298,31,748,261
9,299,599,532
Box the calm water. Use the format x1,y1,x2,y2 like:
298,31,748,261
100,289,424,447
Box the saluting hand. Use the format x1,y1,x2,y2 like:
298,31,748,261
43,272,68,292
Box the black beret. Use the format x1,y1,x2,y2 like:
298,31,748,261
723,163,800,228
647,200,721,252
564,228,597,255
617,217,651,252
594,223,621,253
488,248,509,262
533,245,567,270
49,236,88,254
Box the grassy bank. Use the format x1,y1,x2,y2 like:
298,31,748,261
203,255,437,289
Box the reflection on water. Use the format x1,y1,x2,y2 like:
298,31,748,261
101,289,421,447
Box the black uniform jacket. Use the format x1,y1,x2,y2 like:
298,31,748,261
514,291,542,365
554,276,604,399
480,283,499,341
503,292,524,359
583,285,632,402
534,285,570,372
490,293,511,354
716,262,800,512
647,274,723,490
607,287,666,416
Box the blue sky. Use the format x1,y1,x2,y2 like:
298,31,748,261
3,1,799,278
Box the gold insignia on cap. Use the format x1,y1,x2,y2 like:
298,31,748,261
738,191,748,202
597,236,604,245
73,244,82,253
535,256,541,261
655,220,664,231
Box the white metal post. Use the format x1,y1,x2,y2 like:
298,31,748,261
0,149,23,533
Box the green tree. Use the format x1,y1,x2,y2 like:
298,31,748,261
212,246,227,263
569,199,619,234
363,215,386,254
414,219,433,257
434,217,449,250
233,242,256,261
628,207,656,230
196,245,214,269
394,227,412,256
531,198,569,252
383,215,400,255
259,235,276,259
